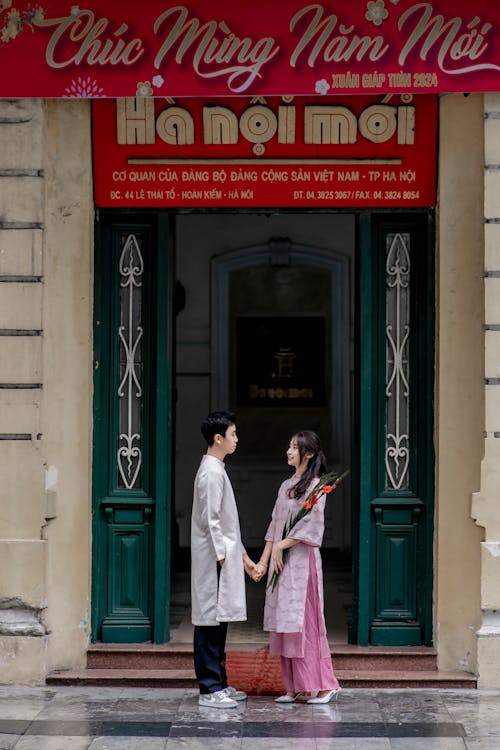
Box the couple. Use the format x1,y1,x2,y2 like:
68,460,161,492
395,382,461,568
191,410,341,709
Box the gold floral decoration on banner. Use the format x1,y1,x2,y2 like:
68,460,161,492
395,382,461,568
0,2,44,45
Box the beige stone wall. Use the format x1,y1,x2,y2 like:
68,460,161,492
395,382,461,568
0,93,496,687
0,99,93,683
472,92,500,688
436,94,485,675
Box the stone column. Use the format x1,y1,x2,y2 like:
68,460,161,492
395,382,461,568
0,99,48,682
0,99,93,683
472,92,500,688
436,94,485,677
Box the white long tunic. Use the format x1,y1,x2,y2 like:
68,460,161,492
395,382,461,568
191,454,247,625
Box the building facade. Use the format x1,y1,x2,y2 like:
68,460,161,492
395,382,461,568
1,1,500,687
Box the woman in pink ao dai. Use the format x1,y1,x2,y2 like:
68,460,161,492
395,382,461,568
255,430,341,704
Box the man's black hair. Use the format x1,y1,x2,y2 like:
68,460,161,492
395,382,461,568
201,411,236,446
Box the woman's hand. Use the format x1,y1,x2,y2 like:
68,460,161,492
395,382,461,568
253,561,267,582
272,542,284,573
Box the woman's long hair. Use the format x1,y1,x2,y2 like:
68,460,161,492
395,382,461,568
289,430,327,499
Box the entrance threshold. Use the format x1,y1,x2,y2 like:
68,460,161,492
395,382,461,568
46,643,476,691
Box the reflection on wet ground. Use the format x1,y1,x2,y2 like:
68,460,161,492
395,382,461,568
0,685,499,749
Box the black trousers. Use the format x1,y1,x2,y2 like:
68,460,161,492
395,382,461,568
193,622,228,694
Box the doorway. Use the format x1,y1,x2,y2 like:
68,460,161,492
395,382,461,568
91,208,434,647
171,212,355,644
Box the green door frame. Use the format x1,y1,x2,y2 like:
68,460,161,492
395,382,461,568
90,206,434,647
91,210,173,643
356,210,435,646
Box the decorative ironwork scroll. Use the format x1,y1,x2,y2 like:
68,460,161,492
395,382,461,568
385,233,410,490
117,234,144,489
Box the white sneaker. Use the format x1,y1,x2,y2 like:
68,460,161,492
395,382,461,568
224,686,247,701
198,689,238,708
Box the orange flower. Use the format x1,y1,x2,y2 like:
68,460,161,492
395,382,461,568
304,500,313,510
322,485,334,493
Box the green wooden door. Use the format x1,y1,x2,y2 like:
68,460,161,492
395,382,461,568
355,211,434,646
91,211,172,643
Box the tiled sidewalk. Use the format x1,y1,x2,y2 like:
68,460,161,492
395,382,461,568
0,685,499,749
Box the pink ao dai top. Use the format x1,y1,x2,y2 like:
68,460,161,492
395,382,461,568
263,476,330,659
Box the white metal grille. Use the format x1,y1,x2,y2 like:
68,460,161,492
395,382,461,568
117,234,144,489
385,232,410,490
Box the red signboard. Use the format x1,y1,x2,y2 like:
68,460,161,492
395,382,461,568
2,1,500,97
92,95,437,208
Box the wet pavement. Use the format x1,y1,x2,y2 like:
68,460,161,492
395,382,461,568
0,685,499,749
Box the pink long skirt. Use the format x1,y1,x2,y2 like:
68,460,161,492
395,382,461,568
273,551,340,693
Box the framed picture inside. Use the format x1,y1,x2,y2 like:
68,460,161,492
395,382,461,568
235,315,326,408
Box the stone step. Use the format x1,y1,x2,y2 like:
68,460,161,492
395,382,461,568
225,648,440,693
46,643,476,691
46,668,196,688
46,666,476,691
336,670,477,689
87,643,194,670
85,643,439,672
223,649,475,692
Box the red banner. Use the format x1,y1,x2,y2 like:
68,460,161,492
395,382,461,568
1,2,500,97
92,95,437,208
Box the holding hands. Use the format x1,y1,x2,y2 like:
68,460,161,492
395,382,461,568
253,560,267,582
242,539,295,583
243,555,257,579
242,553,267,582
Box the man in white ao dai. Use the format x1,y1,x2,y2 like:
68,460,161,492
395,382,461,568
191,411,256,709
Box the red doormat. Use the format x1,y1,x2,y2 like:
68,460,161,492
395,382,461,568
226,649,285,696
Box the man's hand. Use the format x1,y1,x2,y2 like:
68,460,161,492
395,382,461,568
218,558,225,566
244,561,256,578
243,553,265,581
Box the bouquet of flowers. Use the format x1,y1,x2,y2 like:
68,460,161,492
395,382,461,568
267,468,350,592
